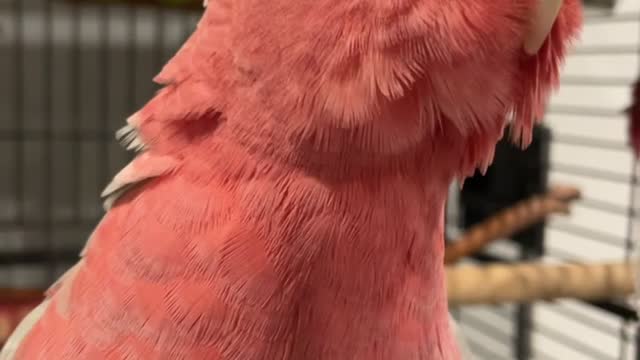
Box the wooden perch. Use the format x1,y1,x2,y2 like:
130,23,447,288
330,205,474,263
444,185,581,264
447,260,636,306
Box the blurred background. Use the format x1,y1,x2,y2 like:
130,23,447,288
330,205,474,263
0,0,639,359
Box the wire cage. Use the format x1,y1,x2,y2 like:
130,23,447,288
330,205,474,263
0,1,640,359
0,0,200,339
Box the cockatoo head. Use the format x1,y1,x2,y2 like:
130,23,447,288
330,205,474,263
222,0,542,165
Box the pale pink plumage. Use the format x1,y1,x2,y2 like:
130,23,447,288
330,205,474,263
3,0,581,359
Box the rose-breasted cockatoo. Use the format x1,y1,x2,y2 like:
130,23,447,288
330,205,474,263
1,0,581,358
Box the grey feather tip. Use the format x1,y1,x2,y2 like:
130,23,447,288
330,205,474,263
116,125,147,152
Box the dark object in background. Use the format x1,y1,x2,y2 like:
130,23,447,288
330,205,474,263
626,79,640,157
459,125,551,256
458,124,551,360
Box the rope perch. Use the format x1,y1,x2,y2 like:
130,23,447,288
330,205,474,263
445,185,581,264
447,260,636,306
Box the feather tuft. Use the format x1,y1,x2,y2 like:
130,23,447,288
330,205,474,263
510,0,582,148
101,152,178,210
116,124,147,153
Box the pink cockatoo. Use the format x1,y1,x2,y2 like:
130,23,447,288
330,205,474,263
1,0,581,358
